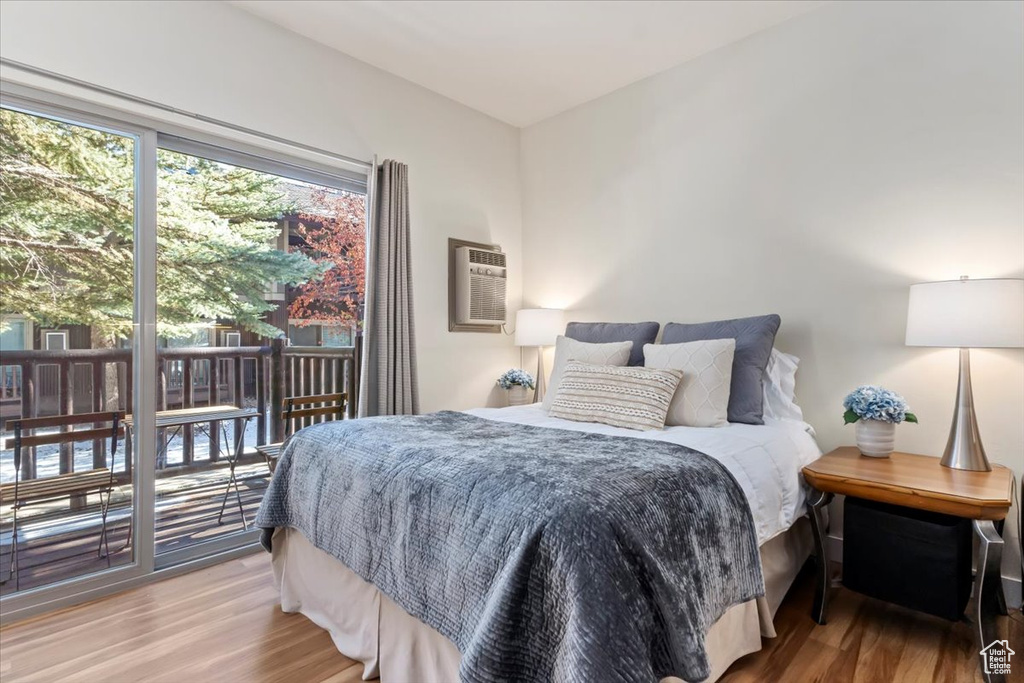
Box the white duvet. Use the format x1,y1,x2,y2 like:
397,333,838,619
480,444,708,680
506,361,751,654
466,404,822,546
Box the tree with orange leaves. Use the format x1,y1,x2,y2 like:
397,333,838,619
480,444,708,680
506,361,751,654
287,188,367,332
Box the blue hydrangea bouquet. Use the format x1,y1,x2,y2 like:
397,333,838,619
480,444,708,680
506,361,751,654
843,385,918,425
498,369,535,407
497,368,535,390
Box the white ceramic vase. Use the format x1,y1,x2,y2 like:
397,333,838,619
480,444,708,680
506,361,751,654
507,385,531,406
855,419,896,458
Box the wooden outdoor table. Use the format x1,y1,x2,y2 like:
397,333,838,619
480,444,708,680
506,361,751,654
124,405,261,530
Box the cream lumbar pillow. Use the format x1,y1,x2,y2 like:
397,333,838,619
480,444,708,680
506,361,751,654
643,339,736,428
542,336,632,411
549,362,683,431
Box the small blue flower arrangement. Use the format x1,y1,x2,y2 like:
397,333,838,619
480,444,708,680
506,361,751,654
843,385,918,425
497,368,535,390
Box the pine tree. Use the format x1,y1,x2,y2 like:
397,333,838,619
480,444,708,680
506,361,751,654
0,108,322,343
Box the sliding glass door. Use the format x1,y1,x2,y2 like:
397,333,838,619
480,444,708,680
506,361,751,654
0,105,146,596
151,139,366,563
0,84,367,617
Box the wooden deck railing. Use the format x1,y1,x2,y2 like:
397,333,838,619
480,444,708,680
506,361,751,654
0,337,361,481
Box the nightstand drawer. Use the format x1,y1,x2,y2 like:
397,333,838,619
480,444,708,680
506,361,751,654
844,496,972,621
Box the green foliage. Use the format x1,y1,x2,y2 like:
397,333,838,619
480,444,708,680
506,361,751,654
844,408,918,424
156,150,322,339
0,108,322,341
0,108,135,339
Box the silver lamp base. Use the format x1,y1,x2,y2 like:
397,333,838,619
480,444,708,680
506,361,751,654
533,345,547,403
940,348,991,472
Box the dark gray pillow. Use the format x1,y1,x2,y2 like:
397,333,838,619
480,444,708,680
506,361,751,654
565,321,660,366
661,314,781,425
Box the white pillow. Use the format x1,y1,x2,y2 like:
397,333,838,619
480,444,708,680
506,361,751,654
543,336,632,410
643,339,735,428
762,348,803,422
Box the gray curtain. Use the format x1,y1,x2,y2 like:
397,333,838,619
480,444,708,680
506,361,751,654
359,160,419,417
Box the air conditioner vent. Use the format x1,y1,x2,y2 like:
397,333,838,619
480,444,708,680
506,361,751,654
468,249,506,268
469,274,507,322
454,245,508,326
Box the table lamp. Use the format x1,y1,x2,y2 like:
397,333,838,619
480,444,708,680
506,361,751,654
905,276,1024,471
515,308,565,403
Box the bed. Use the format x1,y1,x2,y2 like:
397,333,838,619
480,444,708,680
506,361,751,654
258,403,821,683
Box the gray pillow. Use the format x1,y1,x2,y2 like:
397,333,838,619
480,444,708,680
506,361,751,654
661,314,781,425
565,321,660,366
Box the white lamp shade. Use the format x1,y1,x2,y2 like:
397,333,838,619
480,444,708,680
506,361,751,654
905,278,1024,348
515,308,564,347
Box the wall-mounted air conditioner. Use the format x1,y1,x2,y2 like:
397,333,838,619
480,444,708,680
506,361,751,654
454,245,507,326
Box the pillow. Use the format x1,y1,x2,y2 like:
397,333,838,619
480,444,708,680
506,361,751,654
763,348,804,422
661,314,781,425
543,336,632,410
549,362,682,431
643,339,735,428
565,321,660,366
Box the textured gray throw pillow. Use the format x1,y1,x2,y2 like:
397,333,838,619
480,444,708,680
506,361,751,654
549,362,683,431
565,321,660,366
661,314,781,425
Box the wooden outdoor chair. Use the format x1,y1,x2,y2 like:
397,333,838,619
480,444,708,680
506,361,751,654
258,393,347,473
1,411,125,590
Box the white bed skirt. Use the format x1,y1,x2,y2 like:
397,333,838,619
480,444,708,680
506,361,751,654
271,519,811,683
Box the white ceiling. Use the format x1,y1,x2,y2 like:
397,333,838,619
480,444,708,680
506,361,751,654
229,0,826,127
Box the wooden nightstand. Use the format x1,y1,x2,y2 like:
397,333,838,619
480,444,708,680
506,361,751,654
803,447,1014,683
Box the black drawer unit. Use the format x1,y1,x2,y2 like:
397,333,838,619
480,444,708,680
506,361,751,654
843,496,972,621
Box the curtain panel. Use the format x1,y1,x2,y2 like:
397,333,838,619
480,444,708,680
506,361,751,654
359,160,419,417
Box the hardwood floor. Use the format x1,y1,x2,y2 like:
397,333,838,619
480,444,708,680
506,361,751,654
0,552,362,683
0,554,1020,682
720,566,1022,683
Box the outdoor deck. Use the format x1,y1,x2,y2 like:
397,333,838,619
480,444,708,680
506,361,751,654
0,340,360,596
0,460,269,596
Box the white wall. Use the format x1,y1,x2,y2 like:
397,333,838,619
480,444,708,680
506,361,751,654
521,1,1023,586
0,0,522,412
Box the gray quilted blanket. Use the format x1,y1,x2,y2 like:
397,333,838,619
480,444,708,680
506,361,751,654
256,411,763,683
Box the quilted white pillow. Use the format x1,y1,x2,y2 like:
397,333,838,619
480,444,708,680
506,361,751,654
542,336,632,411
643,339,736,427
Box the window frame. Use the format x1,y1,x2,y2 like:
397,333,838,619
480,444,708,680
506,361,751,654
41,330,68,351
0,315,33,351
